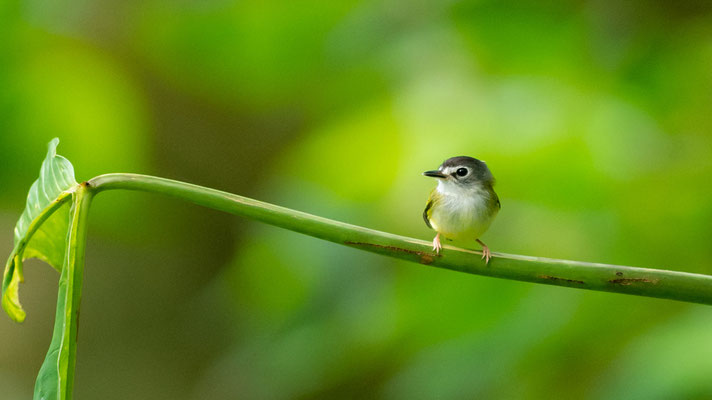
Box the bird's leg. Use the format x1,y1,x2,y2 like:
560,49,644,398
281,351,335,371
432,233,442,254
476,239,492,264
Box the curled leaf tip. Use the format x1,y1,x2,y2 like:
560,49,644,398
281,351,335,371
48,137,60,153
2,257,26,323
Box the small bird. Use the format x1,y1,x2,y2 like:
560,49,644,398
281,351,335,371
423,156,500,263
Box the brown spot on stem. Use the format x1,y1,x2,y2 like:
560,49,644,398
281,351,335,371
344,241,437,265
616,271,623,276
538,275,585,285
608,278,659,286
419,255,434,265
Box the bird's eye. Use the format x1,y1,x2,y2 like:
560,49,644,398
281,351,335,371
456,168,468,177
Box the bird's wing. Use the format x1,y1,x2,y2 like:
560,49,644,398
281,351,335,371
423,191,435,229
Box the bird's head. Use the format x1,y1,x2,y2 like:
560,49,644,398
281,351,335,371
423,156,495,190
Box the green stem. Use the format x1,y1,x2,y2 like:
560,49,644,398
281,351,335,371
34,184,93,400
88,173,712,305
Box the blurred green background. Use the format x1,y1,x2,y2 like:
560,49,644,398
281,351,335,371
2,0,712,398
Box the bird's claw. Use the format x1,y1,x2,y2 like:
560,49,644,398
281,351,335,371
432,233,442,254
477,239,492,264
481,246,491,264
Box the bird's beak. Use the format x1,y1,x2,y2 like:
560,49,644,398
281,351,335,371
423,170,447,179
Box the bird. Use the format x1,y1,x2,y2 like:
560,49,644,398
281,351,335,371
422,156,500,263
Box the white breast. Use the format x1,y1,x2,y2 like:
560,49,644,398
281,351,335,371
430,180,497,240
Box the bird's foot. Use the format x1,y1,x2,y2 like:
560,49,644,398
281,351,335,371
476,239,492,264
432,233,442,254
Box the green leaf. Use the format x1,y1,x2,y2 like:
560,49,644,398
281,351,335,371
2,138,77,322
